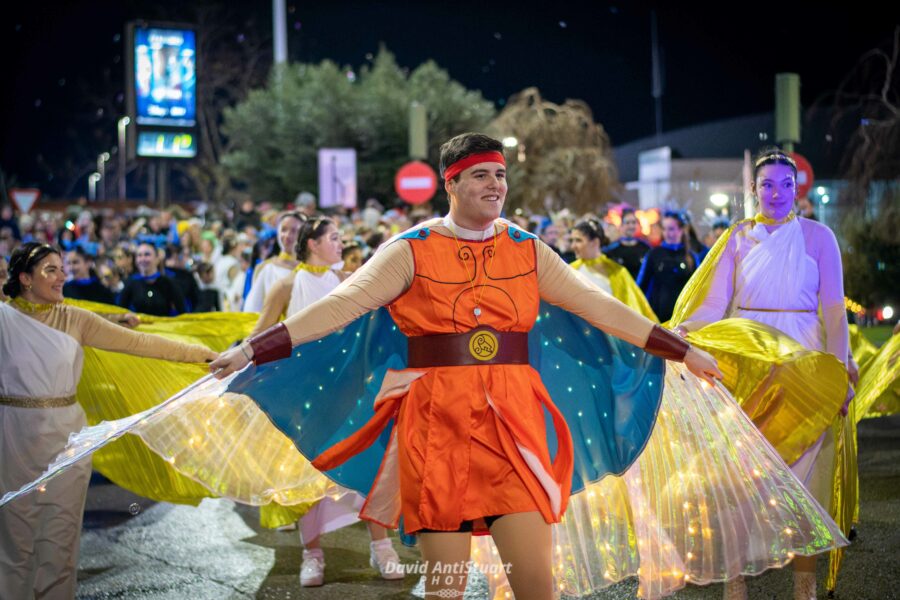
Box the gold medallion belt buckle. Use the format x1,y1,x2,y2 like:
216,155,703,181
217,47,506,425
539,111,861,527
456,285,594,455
468,329,500,361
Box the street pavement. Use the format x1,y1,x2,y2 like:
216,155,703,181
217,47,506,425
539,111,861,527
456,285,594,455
76,415,900,599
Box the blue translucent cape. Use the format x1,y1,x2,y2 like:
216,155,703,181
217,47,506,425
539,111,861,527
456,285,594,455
228,302,664,497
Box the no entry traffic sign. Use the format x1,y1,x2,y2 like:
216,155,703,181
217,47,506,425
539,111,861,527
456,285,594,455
395,161,437,205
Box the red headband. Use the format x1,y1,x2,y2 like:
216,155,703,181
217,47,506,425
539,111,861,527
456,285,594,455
442,151,506,182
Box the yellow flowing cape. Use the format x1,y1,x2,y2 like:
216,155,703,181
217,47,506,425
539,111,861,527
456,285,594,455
855,332,900,420
666,221,854,592
67,299,257,505
571,256,658,322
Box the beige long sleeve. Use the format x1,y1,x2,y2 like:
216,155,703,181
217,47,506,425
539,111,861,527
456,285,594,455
275,226,658,351
535,241,656,348
280,239,415,345
35,304,215,363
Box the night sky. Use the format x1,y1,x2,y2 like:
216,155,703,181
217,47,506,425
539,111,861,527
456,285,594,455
3,0,897,196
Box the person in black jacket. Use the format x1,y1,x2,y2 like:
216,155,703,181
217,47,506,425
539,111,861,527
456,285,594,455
63,246,115,304
118,242,185,316
163,244,200,313
636,211,700,322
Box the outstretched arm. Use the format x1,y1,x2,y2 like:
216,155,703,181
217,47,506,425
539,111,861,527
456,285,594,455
73,306,216,363
536,242,722,383
210,239,414,377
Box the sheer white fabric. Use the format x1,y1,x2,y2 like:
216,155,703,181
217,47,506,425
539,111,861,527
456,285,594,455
471,363,847,600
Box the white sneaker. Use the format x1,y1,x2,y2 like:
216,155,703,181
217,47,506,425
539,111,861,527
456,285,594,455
370,539,404,580
300,549,325,587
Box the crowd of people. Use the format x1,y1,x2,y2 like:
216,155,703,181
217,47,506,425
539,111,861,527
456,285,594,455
1,135,890,600
0,193,732,321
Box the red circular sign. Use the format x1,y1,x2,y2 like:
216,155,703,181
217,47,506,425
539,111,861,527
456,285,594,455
789,152,814,198
394,161,438,205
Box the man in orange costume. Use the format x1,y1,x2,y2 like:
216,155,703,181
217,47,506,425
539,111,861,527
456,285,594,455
211,133,721,599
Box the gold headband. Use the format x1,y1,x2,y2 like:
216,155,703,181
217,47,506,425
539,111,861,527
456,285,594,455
754,152,797,169
27,244,52,262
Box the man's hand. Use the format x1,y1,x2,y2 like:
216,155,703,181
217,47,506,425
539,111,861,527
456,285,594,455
684,346,724,386
117,313,140,328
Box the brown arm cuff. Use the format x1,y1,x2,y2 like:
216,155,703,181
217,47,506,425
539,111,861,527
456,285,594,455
643,324,690,362
248,322,293,365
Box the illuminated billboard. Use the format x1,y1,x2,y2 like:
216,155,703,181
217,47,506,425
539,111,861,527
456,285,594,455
136,131,197,158
132,26,196,127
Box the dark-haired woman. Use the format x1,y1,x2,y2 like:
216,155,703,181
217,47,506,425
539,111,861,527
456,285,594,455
242,212,303,314
252,216,403,587
0,243,217,599
569,218,657,321
117,242,186,316
670,150,854,600
636,212,700,322
63,246,115,304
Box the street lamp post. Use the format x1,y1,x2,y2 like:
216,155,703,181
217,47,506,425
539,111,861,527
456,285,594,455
117,117,131,199
88,172,101,201
97,152,111,200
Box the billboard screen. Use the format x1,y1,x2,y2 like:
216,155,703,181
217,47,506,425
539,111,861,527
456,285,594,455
136,131,197,158
133,26,196,127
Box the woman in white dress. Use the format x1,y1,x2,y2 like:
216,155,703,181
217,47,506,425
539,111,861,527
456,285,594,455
242,211,303,314
569,217,658,321
252,216,403,587
673,150,853,600
0,243,216,599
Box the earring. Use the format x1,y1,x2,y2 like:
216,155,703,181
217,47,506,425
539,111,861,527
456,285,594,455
24,284,32,291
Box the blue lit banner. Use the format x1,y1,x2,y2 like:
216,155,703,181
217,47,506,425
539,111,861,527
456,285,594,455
133,27,196,127
136,131,197,158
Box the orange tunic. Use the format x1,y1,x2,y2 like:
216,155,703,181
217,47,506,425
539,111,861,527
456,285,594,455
313,228,574,534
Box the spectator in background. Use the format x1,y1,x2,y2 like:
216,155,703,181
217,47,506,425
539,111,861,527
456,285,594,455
164,244,200,313
539,221,563,256
118,242,186,316
703,217,731,248
637,211,700,322
63,246,115,304
194,262,221,312
235,198,262,232
797,196,817,221
112,245,136,280
0,255,8,301
341,240,364,273
0,204,21,241
604,208,651,280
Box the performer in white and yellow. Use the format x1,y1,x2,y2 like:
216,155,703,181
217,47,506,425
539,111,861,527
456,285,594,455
252,216,403,587
569,217,658,321
0,242,216,600
242,211,303,314
670,150,853,600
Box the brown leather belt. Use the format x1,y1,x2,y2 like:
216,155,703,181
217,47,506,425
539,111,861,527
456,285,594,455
407,326,529,368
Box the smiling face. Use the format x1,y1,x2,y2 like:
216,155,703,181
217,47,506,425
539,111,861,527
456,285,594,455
277,215,302,257
621,213,640,237
307,223,343,266
446,162,507,230
570,229,600,260
753,163,796,221
135,243,159,276
20,253,66,304
65,250,90,279
662,217,684,245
